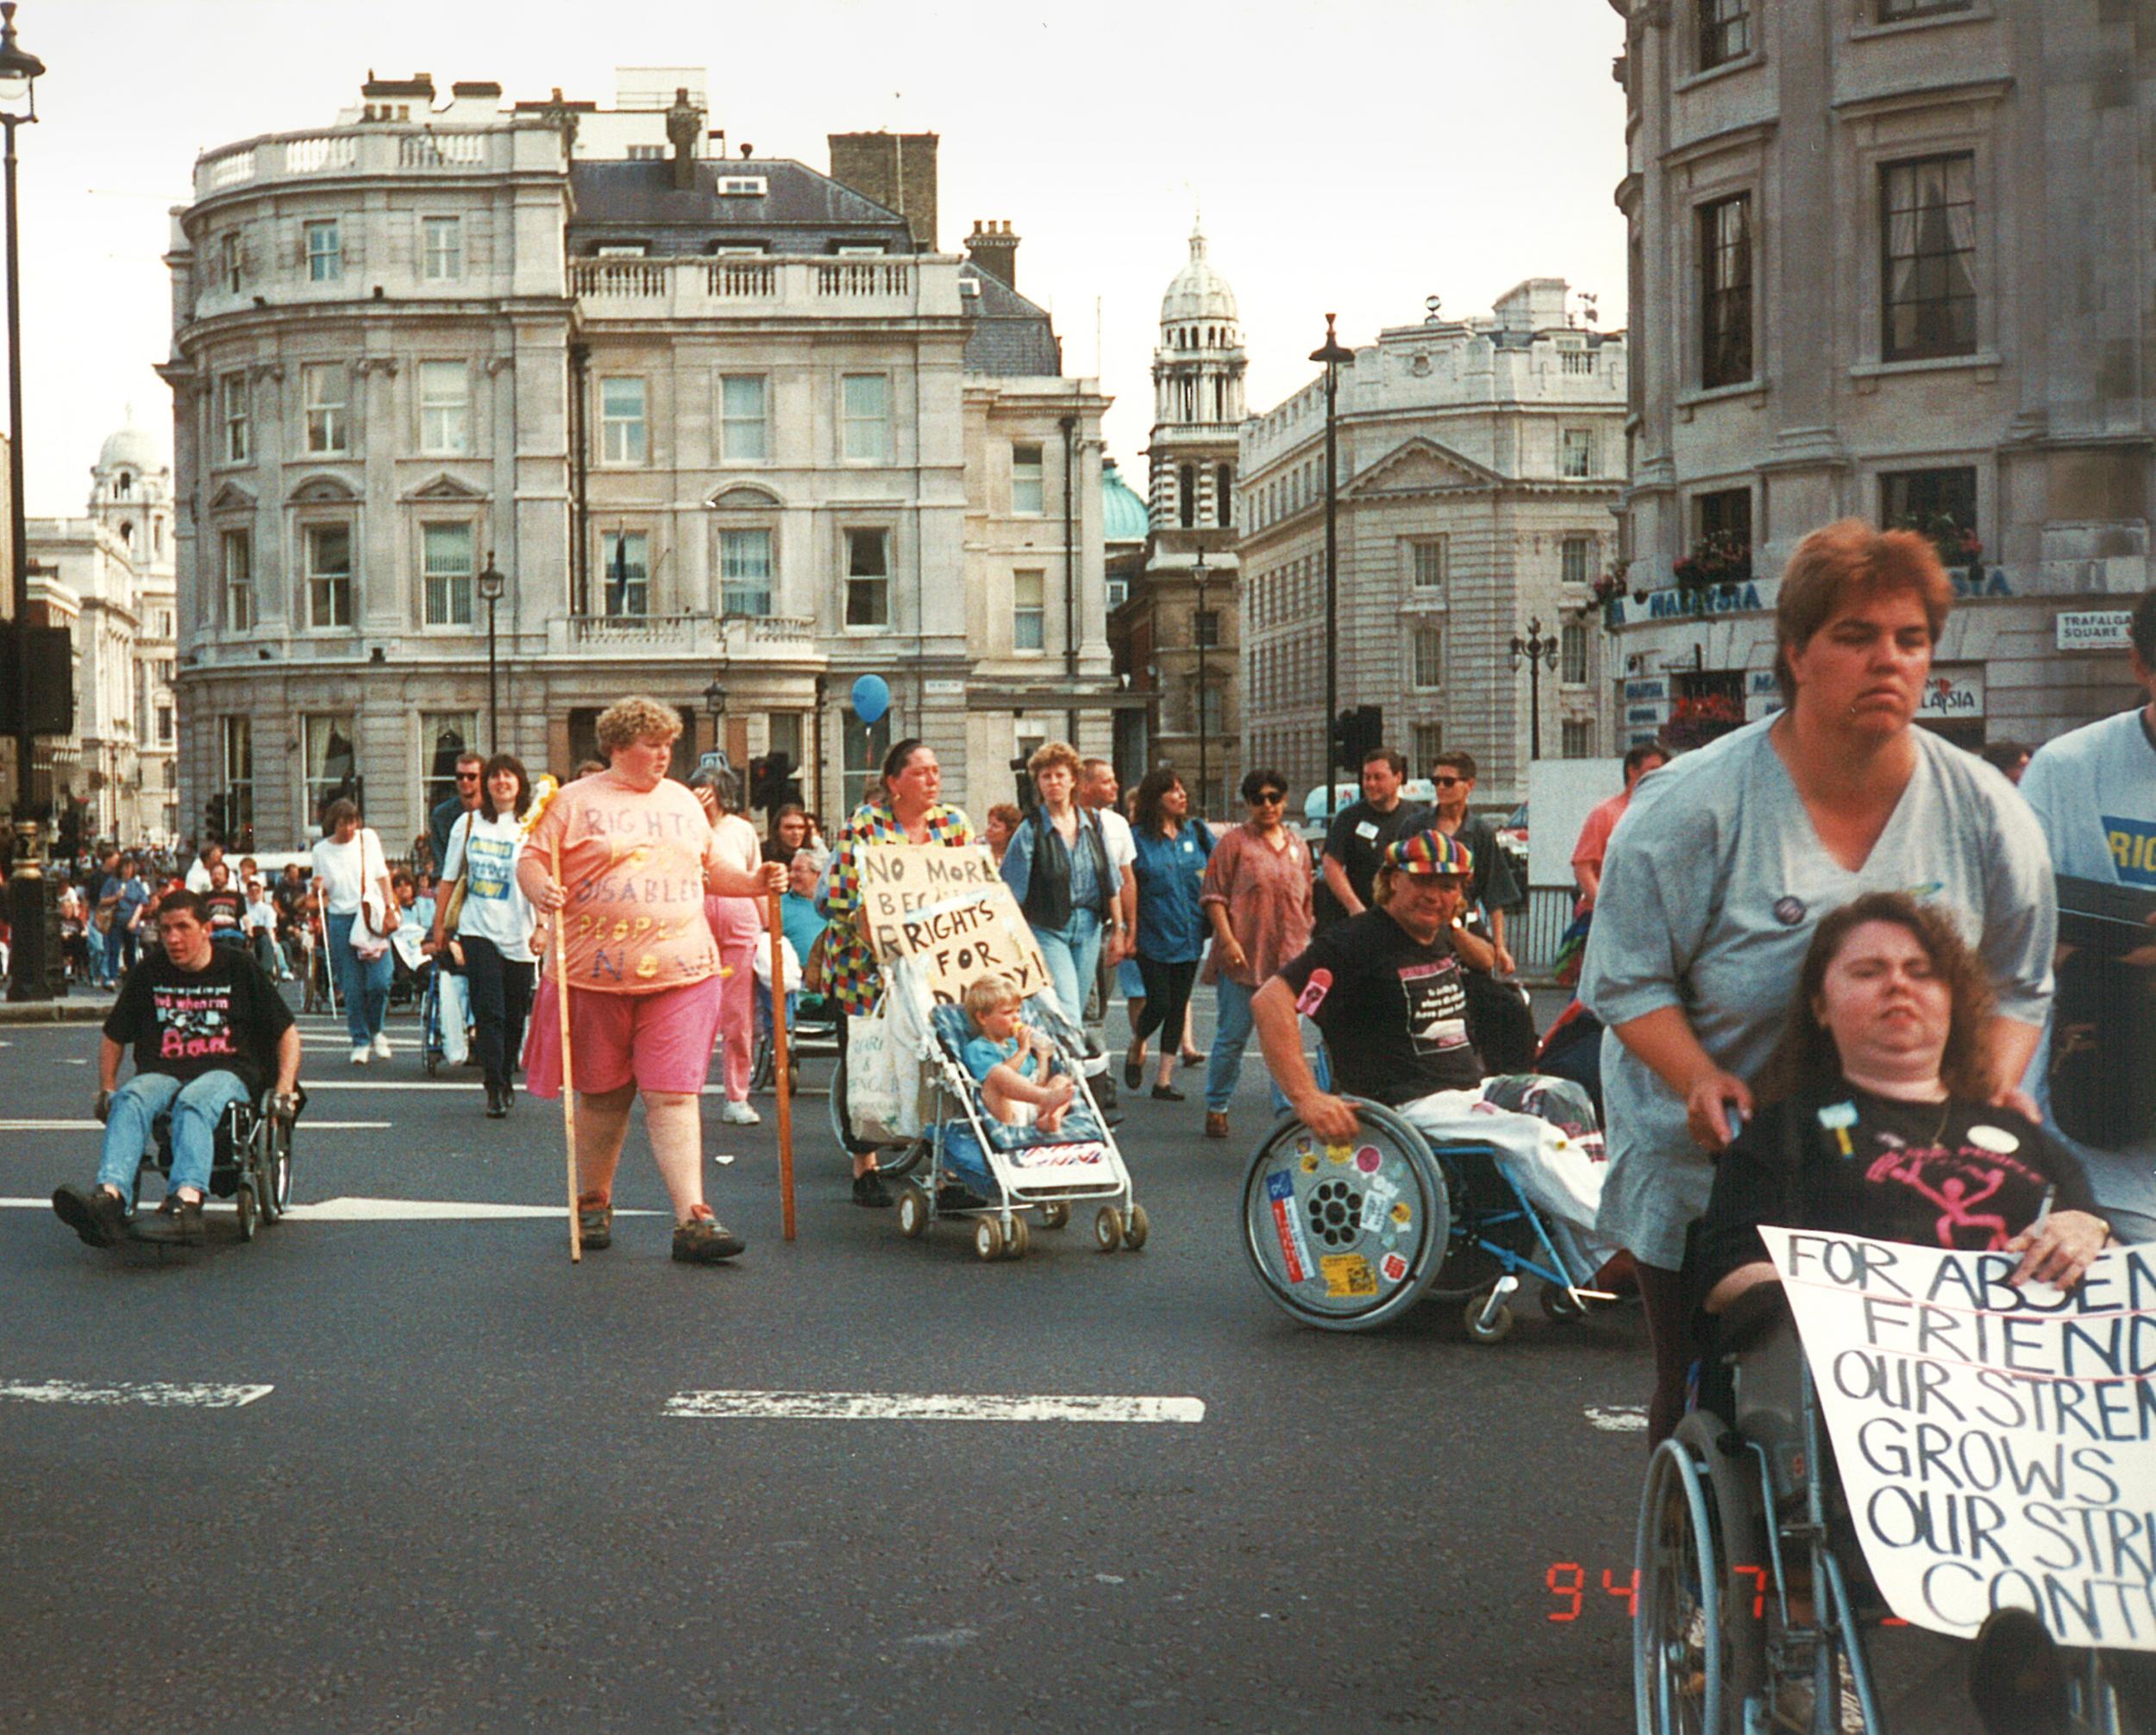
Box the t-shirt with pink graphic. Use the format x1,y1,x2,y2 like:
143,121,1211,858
526,772,723,995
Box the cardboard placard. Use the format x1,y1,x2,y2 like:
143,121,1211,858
856,844,1053,1005
1764,1227,2156,1650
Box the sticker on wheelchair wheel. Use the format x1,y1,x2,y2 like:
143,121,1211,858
1380,1250,1408,1284
1264,1168,1313,1284
1354,1145,1382,1174
1320,1252,1376,1297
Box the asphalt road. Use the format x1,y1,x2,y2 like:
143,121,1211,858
0,990,1651,1733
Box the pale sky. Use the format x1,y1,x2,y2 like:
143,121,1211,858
16,0,1628,517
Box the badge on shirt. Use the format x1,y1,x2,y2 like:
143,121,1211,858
1294,968,1333,1016
1966,1124,2020,1156
1355,820,1380,842
1818,1099,1858,1158
1773,896,1807,927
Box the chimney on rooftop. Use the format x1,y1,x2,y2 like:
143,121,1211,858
966,220,1019,291
827,131,939,251
666,87,703,191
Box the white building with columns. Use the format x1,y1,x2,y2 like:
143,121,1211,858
161,71,1113,851
1238,281,1627,806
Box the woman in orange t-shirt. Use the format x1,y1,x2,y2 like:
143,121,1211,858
517,696,784,1265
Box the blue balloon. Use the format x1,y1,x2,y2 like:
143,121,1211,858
851,673,891,725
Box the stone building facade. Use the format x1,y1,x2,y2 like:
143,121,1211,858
1238,281,1627,807
25,422,180,845
1608,0,2155,752
161,72,1112,850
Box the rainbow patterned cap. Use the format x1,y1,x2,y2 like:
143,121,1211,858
1383,829,1474,879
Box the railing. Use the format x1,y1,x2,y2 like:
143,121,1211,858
572,254,950,319
557,611,820,654
204,147,256,189
570,258,670,299
815,260,912,298
1511,885,1578,985
280,135,358,175
720,612,815,647
398,130,490,167
706,259,775,298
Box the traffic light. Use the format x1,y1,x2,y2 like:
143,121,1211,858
0,622,75,736
1332,705,1382,772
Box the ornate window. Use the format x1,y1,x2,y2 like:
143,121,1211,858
1699,193,1754,387
1882,154,1977,360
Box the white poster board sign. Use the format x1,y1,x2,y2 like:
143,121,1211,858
1764,1226,2156,1650
856,844,1053,1005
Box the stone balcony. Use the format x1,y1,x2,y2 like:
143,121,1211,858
546,611,821,658
569,254,963,321
194,125,527,200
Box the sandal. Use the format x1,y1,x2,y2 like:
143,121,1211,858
576,1191,613,1250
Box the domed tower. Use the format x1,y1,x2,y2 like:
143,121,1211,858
88,413,179,841
1138,227,1244,816
1148,227,1246,531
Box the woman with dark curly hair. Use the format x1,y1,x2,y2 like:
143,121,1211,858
436,752,537,1118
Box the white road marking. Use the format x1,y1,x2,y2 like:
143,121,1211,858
0,1194,655,1218
0,1120,392,1132
1586,1405,1649,1432
0,1378,272,1409
285,1196,662,1222
664,1390,1206,1425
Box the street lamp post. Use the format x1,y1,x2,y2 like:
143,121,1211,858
477,555,505,755
1309,314,1353,826
1509,616,1561,763
2,3,45,1003
702,676,729,773
1191,545,1210,820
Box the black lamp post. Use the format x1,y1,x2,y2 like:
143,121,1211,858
1191,544,1210,820
1309,314,1353,825
3,3,45,1002
702,676,728,771
477,554,505,755
1510,616,1560,763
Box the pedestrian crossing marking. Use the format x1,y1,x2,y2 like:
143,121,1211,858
0,1378,272,1409
664,1389,1206,1425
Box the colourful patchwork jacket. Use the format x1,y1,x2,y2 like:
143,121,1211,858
821,799,976,1013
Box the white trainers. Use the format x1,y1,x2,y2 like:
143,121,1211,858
350,1044,371,1066
718,1099,761,1125
372,1031,392,1059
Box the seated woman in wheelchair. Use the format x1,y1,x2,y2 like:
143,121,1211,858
49,889,300,1250
1695,890,2109,1323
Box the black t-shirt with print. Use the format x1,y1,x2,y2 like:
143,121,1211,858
200,886,247,935
1696,1086,2096,1297
103,946,294,1094
1275,908,1482,1104
1314,799,1432,930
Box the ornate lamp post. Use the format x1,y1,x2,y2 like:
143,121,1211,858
1309,314,1353,825
476,554,505,755
1510,616,1560,763
702,676,729,772
1191,544,1210,820
3,3,46,1002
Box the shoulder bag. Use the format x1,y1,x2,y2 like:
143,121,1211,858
439,811,477,934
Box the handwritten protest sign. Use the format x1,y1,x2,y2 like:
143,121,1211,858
1764,1227,2156,1650
856,845,1053,1005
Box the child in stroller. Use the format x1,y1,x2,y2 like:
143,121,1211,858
960,973,1076,1135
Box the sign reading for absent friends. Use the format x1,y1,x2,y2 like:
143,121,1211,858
1764,1226,2156,1650
856,844,1053,1005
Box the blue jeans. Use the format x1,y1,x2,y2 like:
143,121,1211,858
326,911,393,1045
1205,976,1327,1117
102,922,135,984
1031,908,1104,1031
96,1069,251,1199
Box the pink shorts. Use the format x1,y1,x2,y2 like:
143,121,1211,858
523,973,723,1099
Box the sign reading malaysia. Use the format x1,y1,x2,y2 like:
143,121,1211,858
856,844,1052,1005
1764,1226,2156,1650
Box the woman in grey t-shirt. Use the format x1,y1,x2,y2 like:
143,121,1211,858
1581,520,2055,1445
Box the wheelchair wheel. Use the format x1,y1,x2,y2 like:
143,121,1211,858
264,1120,293,1219
1240,1102,1450,1332
1635,1419,1765,1735
235,1181,258,1242
826,1055,926,1178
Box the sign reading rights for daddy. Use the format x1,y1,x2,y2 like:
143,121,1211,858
1764,1227,2156,1650
856,845,1052,1005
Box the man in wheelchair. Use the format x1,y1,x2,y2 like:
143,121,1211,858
51,889,301,1249
1249,828,1493,1133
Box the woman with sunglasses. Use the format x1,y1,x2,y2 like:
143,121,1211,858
1196,768,1315,1140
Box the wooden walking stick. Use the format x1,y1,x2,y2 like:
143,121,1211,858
553,835,582,1263
769,887,796,1241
